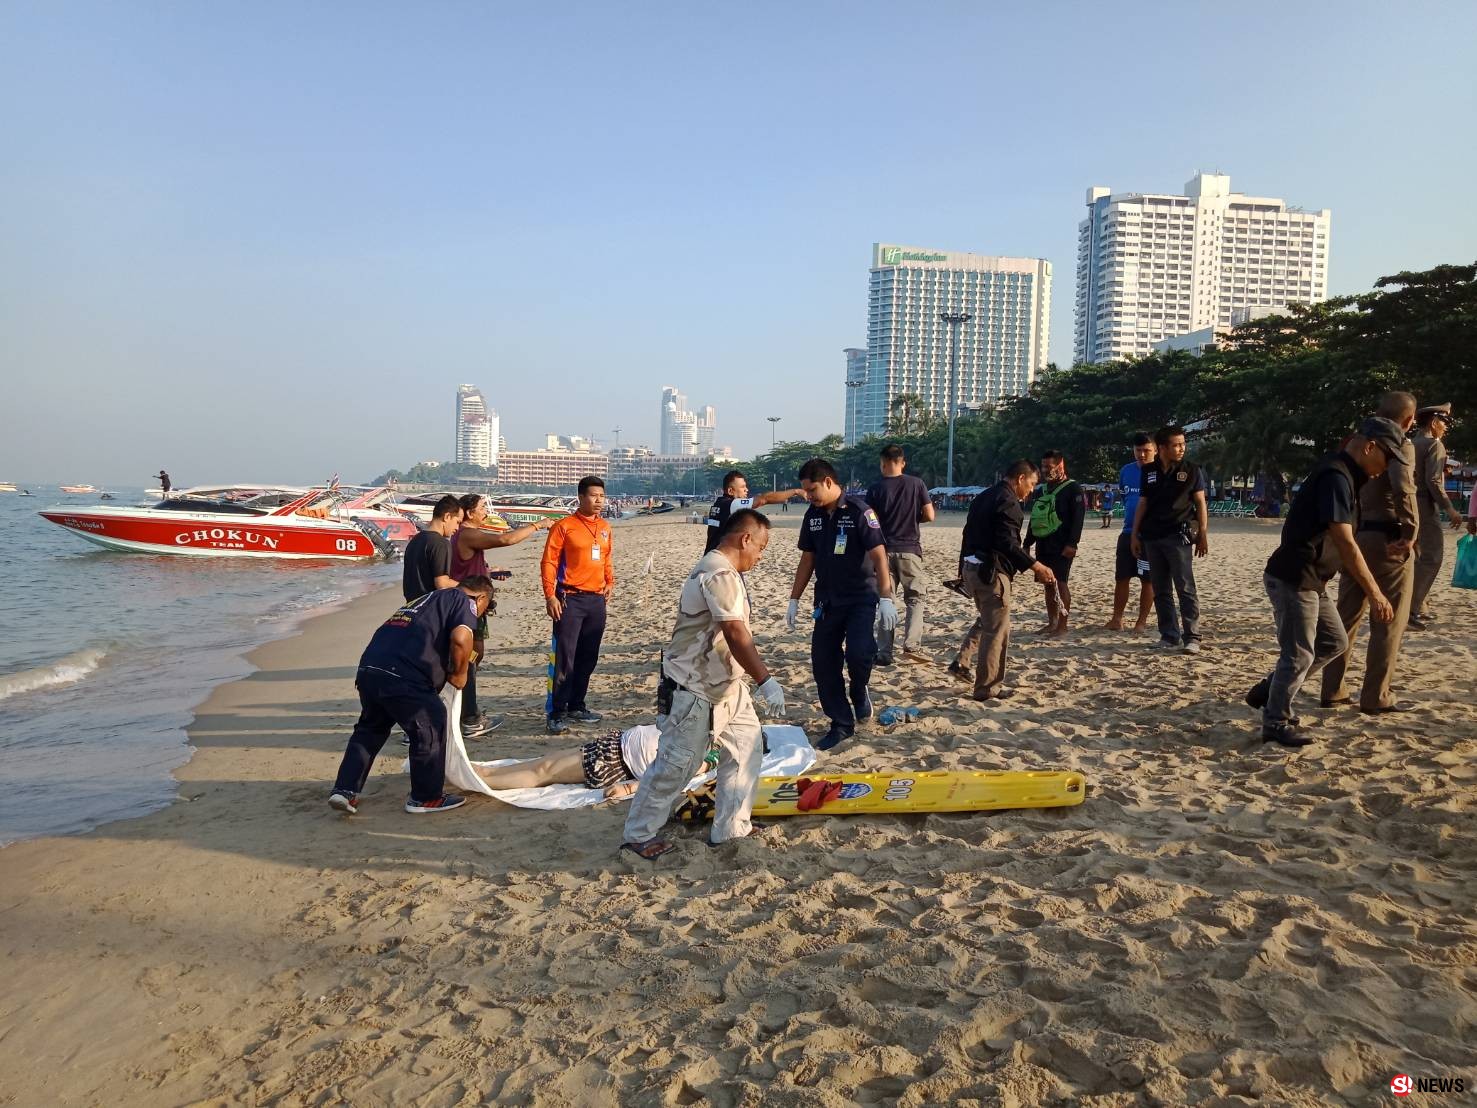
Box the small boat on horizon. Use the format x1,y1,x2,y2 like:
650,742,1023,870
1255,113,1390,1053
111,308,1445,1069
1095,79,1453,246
59,484,99,494
0,481,17,493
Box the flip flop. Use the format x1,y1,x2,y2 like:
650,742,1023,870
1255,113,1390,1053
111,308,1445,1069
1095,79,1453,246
620,839,675,861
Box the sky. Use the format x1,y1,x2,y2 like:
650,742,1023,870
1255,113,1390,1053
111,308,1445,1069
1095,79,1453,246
3,0,1475,486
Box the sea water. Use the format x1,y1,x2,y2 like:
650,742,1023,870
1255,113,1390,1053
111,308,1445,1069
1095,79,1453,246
0,488,398,845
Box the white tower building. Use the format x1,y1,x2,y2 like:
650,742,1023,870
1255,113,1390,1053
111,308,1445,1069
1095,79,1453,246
455,384,495,468
855,244,1052,442
1075,173,1331,364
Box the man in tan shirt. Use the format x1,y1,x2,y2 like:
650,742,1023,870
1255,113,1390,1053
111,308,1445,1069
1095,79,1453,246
1321,392,1419,713
621,510,787,858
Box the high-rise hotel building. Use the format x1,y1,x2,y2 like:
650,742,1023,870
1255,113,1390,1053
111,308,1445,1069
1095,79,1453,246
1074,173,1331,364
455,384,498,468
850,244,1051,443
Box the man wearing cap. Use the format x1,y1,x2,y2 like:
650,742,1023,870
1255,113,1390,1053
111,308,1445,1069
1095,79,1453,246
1409,402,1463,628
1245,419,1403,748
1320,392,1419,714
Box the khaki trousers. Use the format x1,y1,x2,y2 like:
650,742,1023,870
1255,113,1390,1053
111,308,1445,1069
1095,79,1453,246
954,563,1011,698
1410,503,1444,618
1321,531,1414,710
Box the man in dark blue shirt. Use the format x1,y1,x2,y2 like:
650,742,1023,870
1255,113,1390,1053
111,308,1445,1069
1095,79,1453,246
328,576,494,815
1245,419,1402,747
866,444,935,664
787,458,897,750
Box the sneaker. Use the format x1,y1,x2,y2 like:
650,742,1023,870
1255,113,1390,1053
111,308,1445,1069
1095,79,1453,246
546,715,570,735
404,794,467,814
462,714,505,738
1406,615,1428,631
946,661,972,683
874,654,894,668
1152,638,1181,651
815,723,854,751
328,790,359,815
1182,641,1202,655
1245,683,1269,710
566,708,603,724
852,691,873,722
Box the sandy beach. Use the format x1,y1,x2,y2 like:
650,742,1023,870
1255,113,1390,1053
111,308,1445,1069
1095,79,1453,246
2,513,1474,1106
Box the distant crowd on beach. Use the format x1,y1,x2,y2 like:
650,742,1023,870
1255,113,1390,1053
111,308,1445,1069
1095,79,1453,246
323,392,1473,856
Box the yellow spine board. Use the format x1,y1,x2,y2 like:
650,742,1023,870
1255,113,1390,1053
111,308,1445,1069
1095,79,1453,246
749,770,1085,817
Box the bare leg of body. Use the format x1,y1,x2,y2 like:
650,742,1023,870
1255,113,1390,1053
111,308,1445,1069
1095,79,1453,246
476,749,585,789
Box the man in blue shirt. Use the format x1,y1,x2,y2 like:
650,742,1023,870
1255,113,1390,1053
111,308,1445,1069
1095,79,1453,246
1106,433,1157,631
865,444,935,664
787,458,897,750
328,576,494,816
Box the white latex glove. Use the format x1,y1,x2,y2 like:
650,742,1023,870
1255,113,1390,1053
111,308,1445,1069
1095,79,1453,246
877,597,899,632
785,599,800,631
757,677,786,716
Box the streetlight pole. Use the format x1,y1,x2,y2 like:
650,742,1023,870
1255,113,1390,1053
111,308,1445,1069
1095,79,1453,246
767,416,781,491
940,312,972,487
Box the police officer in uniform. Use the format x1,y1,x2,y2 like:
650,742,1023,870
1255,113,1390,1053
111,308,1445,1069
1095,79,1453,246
704,470,804,553
786,458,897,750
1409,402,1462,628
1321,392,1419,713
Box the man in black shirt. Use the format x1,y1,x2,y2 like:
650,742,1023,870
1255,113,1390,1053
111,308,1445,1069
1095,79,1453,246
949,460,1057,701
402,495,464,600
704,470,804,553
1023,450,1085,636
1131,426,1210,653
787,458,898,750
328,576,495,815
1245,418,1403,747
866,444,935,664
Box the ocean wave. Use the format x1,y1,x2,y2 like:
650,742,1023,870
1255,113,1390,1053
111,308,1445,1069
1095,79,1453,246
0,648,107,702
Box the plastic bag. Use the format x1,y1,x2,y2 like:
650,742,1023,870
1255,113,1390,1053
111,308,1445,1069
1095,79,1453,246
1453,533,1477,590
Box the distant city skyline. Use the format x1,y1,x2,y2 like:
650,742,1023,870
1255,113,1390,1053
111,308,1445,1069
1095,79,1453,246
3,4,1474,483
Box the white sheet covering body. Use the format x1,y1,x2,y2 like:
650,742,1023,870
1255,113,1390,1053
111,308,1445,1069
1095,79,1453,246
408,688,816,811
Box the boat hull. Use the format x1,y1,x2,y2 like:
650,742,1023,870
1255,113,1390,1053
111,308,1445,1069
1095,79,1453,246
39,509,382,560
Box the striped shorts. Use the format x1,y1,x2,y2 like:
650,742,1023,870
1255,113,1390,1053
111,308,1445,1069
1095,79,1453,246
580,729,633,790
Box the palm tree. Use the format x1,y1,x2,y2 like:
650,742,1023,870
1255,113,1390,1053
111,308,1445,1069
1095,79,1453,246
888,393,927,435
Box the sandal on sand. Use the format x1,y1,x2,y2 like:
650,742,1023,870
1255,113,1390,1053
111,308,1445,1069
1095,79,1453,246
620,839,675,861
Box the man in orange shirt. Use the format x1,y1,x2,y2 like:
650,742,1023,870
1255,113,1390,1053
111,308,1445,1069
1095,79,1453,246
540,476,615,734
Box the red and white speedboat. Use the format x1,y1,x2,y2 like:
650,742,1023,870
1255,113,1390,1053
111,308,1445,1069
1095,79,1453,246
39,486,400,560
